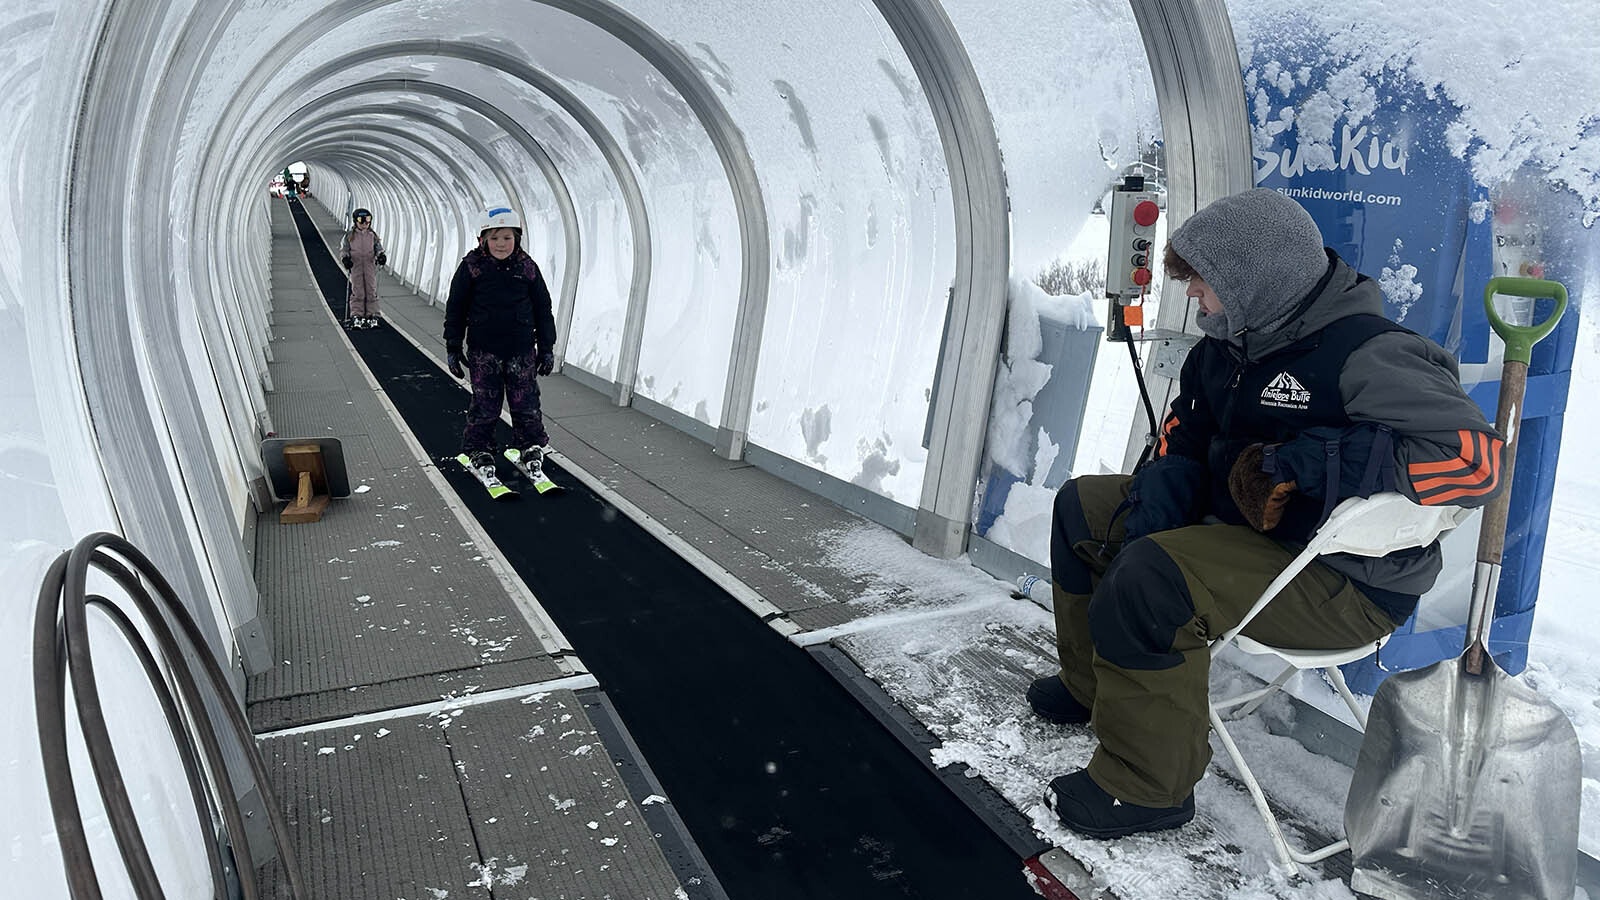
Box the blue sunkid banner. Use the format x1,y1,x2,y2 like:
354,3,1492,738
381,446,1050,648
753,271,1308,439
1242,40,1583,690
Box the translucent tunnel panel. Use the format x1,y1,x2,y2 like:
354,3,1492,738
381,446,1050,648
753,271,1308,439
941,0,1164,565
639,0,956,504
299,100,511,218
444,65,637,371
462,1,743,419
0,4,74,554
243,53,528,299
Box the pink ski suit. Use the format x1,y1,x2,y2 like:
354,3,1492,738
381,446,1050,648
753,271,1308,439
339,228,386,317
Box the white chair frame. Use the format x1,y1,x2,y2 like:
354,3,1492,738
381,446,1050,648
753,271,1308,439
1207,492,1472,868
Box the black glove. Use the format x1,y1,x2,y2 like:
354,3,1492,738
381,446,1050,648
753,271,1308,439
447,351,466,379
341,256,351,270
1228,444,1297,532
536,349,554,376
376,253,387,266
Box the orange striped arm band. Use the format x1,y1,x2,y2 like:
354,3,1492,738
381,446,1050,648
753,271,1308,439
1408,429,1502,505
1154,413,1179,457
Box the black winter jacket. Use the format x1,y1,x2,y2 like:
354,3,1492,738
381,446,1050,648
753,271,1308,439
1124,252,1503,619
442,248,556,359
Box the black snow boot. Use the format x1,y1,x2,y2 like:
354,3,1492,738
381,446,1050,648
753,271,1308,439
1027,674,1091,725
1045,770,1194,839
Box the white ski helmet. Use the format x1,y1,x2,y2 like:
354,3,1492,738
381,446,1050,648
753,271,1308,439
479,206,522,236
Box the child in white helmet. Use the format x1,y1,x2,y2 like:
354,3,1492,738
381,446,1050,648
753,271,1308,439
442,206,558,477
339,207,388,328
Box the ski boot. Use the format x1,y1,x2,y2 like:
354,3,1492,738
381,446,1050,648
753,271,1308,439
505,445,561,494
456,450,516,499
470,450,497,479
522,445,545,477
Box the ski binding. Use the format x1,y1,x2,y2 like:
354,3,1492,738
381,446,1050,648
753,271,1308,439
455,453,517,500
504,447,562,495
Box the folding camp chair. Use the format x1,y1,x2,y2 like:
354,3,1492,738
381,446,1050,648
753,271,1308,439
1207,492,1473,867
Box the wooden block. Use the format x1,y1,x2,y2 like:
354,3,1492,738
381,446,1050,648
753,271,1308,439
283,443,329,494
280,445,332,524
280,493,331,524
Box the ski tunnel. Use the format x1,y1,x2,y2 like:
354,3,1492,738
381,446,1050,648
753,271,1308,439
4,1,1599,898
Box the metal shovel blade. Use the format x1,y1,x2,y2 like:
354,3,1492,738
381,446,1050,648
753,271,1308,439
1346,652,1581,900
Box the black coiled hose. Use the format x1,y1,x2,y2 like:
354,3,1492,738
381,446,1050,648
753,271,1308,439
33,532,305,899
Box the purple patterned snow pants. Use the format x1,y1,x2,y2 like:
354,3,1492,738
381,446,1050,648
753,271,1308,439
461,348,548,454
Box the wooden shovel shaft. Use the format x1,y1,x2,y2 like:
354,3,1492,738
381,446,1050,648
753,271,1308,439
1466,359,1527,672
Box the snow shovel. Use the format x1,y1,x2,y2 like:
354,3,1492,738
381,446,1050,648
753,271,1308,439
1345,276,1580,900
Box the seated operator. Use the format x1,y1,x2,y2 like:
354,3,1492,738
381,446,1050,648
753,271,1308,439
1026,188,1504,838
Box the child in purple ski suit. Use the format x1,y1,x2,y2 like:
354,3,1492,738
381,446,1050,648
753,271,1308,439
339,207,387,328
442,206,557,474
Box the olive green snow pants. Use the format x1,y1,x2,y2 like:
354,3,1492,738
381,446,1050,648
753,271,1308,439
1050,474,1396,808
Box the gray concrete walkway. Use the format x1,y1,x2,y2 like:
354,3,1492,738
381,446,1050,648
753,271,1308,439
250,200,701,899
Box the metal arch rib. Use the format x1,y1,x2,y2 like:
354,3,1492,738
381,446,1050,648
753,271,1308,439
1121,0,1253,469
284,125,491,231
869,0,1012,560
216,39,651,401
205,5,769,415
287,138,476,296
527,2,771,453
290,104,520,284
301,79,581,360
64,0,241,680
280,113,512,279
288,111,512,214
306,152,442,290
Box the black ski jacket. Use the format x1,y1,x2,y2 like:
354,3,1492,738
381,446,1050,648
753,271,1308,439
443,248,556,359
1123,251,1503,618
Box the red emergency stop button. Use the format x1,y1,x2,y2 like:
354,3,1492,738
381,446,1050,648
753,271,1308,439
1134,200,1159,227
1132,267,1152,286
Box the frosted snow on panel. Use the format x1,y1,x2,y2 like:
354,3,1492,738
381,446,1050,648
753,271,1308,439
639,0,955,501
941,0,1161,275
942,0,1162,559
1231,0,1600,226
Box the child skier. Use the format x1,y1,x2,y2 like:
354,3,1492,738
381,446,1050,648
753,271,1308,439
443,206,558,485
339,207,387,328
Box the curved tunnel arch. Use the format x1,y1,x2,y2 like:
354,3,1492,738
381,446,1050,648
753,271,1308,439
238,40,657,401
303,79,584,346
282,123,479,298
312,151,455,295
34,0,1253,680
258,69,610,360
303,107,532,282
0,4,1288,893
199,2,767,414
191,8,1014,554
290,123,499,273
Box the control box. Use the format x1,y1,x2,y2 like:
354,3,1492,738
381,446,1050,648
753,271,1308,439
1106,176,1161,300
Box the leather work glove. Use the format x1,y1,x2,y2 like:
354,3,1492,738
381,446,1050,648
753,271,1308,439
376,252,387,266
536,349,554,376
1228,443,1296,532
447,351,466,379
341,256,352,270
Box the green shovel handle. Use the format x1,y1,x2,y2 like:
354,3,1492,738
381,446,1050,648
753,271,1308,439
1484,276,1567,364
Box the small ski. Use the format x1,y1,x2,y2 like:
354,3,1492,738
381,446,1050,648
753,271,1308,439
504,447,563,495
455,453,518,500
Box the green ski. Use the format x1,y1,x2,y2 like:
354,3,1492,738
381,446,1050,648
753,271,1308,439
504,447,563,495
455,453,517,500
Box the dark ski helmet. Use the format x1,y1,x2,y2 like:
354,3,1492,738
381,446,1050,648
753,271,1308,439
352,208,372,223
